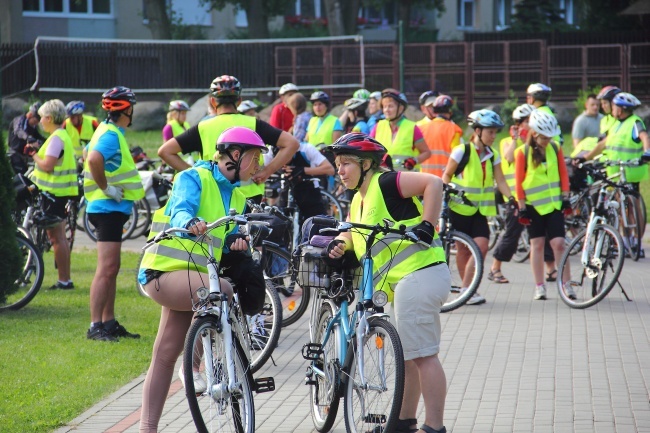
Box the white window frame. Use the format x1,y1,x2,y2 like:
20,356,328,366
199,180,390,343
23,0,114,19
558,0,574,25
457,0,475,30
496,0,514,31
294,0,322,18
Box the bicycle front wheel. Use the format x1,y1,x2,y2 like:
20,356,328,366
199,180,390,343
622,195,642,261
512,229,530,263
246,281,282,373
319,188,344,221
343,317,405,433
441,230,484,313
183,315,255,433
310,301,341,432
0,234,45,311
128,198,152,239
486,216,500,251
261,244,310,327
556,224,624,309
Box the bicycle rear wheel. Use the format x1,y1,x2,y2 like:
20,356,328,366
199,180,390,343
319,188,344,221
556,224,624,309
512,229,530,263
128,198,152,239
486,216,500,251
343,317,405,433
84,204,138,242
245,282,282,373
134,250,149,297
0,234,44,311
260,244,309,327
310,301,341,432
622,195,642,261
441,230,484,313
183,315,255,433
65,199,78,251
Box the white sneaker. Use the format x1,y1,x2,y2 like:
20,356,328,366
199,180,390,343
534,285,547,300
564,282,577,300
179,365,207,394
466,293,486,305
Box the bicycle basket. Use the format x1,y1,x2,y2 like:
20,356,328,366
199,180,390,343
297,245,331,289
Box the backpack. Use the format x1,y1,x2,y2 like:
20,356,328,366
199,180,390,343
300,215,338,245
454,143,495,176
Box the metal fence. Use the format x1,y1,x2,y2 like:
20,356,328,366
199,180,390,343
2,38,649,114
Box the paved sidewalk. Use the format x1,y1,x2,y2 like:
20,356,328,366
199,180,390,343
55,253,650,433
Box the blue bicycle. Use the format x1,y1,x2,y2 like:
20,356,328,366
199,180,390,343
301,217,410,433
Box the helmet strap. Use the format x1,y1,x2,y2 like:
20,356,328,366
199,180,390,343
355,160,372,190
222,150,242,183
389,103,405,122
123,110,133,127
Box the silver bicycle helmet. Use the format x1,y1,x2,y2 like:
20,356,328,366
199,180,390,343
529,110,561,137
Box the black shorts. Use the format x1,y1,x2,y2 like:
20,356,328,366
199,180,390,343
449,210,490,239
526,207,565,240
88,212,130,242
46,196,75,220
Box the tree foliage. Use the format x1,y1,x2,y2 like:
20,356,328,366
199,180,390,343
201,0,294,39
0,138,22,306
577,0,644,31
508,0,575,32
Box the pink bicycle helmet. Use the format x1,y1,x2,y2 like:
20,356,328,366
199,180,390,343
217,127,268,154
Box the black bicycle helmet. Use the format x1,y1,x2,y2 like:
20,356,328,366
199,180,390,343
418,90,439,106
310,91,330,107
597,85,622,101
101,86,137,112
381,88,408,107
210,75,242,99
431,94,454,113
330,133,388,189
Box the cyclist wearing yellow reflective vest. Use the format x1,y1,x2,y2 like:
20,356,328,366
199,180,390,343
158,75,299,203
526,83,563,146
371,88,430,172
63,100,98,161
327,133,450,433
84,86,145,342
138,127,268,433
305,90,343,149
162,100,190,141
597,85,622,136
28,99,77,291
442,109,512,306
515,110,573,301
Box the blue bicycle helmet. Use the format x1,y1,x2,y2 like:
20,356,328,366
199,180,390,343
467,109,504,129
66,100,85,116
310,91,330,107
612,92,641,109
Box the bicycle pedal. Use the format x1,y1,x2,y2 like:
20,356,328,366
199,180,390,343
364,414,387,424
254,377,275,393
302,343,323,361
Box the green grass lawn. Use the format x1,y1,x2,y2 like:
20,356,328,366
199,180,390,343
0,248,161,433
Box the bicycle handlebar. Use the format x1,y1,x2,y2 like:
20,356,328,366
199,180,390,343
315,218,430,249
443,183,475,207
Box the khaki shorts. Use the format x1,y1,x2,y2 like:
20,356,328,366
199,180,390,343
389,264,450,361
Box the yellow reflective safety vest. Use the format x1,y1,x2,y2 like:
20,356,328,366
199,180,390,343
416,116,430,128
169,120,190,137
570,136,598,158
65,116,96,158
605,114,648,182
307,114,338,148
30,128,78,197
349,172,446,302
141,166,246,274
537,105,563,144
197,114,256,161
518,142,562,215
600,114,618,136
375,117,419,170
83,122,145,202
449,144,497,216
499,136,524,191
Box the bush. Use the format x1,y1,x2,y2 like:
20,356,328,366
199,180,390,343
0,139,23,306
575,86,602,113
500,90,519,128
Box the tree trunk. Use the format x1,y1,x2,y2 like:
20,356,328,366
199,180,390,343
323,0,345,36
246,0,270,39
143,0,172,39
341,0,361,35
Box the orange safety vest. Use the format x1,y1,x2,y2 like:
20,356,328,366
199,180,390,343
420,117,463,177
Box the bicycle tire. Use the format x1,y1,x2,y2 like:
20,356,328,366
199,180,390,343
260,244,310,327
83,203,138,242
441,230,484,313
319,188,344,221
128,198,152,239
245,282,282,373
134,250,149,298
486,216,500,251
556,224,624,309
512,230,531,263
343,316,405,433
65,199,78,251
622,195,641,261
0,234,45,311
310,301,341,432
183,315,255,433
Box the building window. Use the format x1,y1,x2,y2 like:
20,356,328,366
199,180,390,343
496,0,513,30
558,0,574,24
22,0,113,15
235,8,248,27
457,0,475,29
294,0,323,19
359,2,397,26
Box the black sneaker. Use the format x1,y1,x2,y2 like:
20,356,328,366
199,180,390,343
106,321,140,339
49,281,74,290
87,326,118,342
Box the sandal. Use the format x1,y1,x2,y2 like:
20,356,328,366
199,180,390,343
419,424,447,433
370,418,418,433
546,269,558,282
487,269,509,284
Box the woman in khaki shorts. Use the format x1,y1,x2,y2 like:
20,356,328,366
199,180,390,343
326,132,451,433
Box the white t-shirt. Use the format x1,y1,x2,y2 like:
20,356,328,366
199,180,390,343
44,135,64,159
264,142,327,167
449,143,501,180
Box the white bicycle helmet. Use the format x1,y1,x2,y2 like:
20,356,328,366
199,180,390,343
237,100,258,113
369,91,382,101
526,83,552,101
529,110,561,137
169,100,190,112
612,92,641,109
344,97,369,111
279,83,299,95
512,104,536,121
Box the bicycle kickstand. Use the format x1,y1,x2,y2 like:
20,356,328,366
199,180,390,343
616,280,632,302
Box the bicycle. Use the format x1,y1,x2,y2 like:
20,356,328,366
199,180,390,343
143,214,276,433
83,200,138,242
438,183,484,312
487,201,531,263
556,161,629,308
301,217,405,433
0,229,45,311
